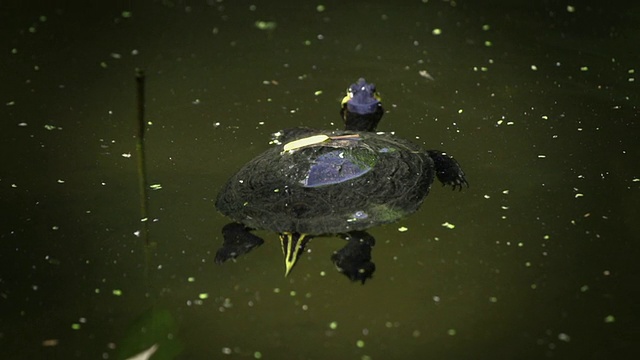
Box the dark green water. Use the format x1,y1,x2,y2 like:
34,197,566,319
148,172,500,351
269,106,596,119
1,1,638,359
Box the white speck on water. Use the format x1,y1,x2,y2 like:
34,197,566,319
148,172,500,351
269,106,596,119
558,333,571,342
122,153,132,158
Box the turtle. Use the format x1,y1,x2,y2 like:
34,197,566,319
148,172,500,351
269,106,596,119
214,78,467,283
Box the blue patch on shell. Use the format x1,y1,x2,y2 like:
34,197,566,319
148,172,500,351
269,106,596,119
302,150,373,187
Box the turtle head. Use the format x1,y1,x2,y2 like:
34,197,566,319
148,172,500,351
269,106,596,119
340,78,384,132
279,232,312,277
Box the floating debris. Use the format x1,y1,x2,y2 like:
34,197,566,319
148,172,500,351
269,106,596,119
42,339,59,347
125,344,158,360
441,222,455,229
418,70,435,80
283,135,329,152
255,20,277,31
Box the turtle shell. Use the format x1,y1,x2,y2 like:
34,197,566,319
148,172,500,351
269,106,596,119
215,130,434,235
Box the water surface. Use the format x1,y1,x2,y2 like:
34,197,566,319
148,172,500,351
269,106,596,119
1,1,638,359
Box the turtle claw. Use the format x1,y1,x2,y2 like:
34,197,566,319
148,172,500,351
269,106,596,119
428,150,468,191
215,223,264,264
332,231,376,284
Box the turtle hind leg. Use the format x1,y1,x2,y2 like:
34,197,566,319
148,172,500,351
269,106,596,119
215,223,265,264
427,150,469,191
331,231,376,284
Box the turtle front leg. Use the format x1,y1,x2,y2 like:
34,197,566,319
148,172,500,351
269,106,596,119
331,231,376,284
215,223,265,264
427,150,469,190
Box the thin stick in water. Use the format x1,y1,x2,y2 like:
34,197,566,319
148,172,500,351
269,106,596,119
135,68,150,245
